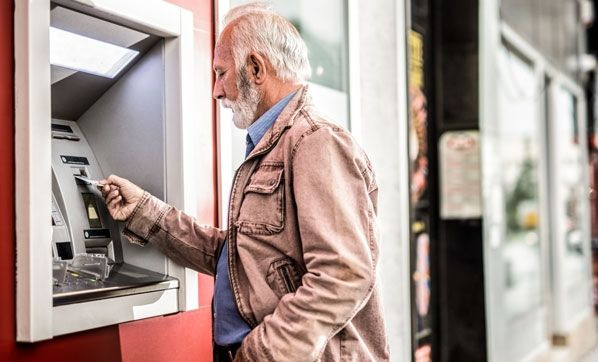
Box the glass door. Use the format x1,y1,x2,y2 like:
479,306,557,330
547,81,593,339
483,41,550,361
497,45,544,324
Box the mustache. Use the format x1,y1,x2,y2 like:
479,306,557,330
221,99,234,109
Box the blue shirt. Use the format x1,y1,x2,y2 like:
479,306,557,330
214,90,296,346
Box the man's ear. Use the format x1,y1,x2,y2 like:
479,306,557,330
247,52,267,85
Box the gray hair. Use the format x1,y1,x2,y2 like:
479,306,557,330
222,2,311,83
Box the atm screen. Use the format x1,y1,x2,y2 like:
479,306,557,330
81,193,102,229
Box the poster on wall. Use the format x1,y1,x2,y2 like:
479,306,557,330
409,29,428,206
409,19,433,362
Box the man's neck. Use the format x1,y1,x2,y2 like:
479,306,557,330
254,82,301,120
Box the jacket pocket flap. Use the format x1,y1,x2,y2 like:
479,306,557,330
245,165,284,194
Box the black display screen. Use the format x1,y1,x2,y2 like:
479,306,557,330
81,193,102,229
51,124,74,133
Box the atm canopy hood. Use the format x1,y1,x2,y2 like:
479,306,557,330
50,4,161,121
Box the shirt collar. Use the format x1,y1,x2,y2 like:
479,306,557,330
246,90,297,148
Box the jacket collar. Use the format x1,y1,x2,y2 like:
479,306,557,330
245,84,311,161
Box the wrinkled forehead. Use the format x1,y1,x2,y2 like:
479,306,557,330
214,34,234,69
213,25,236,69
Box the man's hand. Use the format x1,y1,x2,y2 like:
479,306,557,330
100,175,144,221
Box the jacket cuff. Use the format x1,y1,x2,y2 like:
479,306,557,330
123,191,172,246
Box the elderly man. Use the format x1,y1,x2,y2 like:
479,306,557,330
101,3,389,361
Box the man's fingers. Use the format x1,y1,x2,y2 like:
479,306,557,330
105,189,121,204
108,195,122,209
101,181,120,196
107,196,122,215
100,176,128,220
101,184,111,197
106,194,120,206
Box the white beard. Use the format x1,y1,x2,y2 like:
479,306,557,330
222,70,261,129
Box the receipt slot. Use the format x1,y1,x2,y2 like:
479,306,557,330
15,0,199,341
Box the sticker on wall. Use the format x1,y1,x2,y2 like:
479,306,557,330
439,130,482,219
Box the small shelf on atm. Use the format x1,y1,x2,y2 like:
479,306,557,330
53,263,179,306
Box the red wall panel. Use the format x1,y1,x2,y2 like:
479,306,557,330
119,307,212,362
0,0,18,357
0,1,216,361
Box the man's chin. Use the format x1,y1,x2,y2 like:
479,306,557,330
232,115,253,130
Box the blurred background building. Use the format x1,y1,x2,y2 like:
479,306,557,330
2,0,598,361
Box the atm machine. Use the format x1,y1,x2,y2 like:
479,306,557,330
15,0,199,341
51,118,178,306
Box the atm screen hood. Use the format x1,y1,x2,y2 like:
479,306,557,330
50,4,161,121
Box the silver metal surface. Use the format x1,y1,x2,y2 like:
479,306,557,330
53,263,179,306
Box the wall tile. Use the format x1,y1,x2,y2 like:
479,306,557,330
119,307,212,362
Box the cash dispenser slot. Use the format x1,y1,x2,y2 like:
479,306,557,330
53,264,179,306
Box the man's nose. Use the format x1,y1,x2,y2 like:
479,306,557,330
213,81,224,100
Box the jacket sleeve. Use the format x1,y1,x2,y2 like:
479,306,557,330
237,126,380,361
123,192,226,276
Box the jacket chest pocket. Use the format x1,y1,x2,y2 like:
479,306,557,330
236,163,285,235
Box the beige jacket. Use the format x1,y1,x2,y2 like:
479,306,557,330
123,86,390,361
